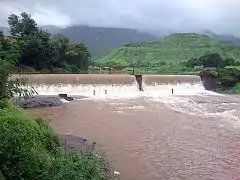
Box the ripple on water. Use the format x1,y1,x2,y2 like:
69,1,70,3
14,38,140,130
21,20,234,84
148,94,240,126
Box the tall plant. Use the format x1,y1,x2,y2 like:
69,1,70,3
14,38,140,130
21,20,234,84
0,31,35,100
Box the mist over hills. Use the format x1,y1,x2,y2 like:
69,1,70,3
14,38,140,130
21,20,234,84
1,25,240,57
59,25,158,57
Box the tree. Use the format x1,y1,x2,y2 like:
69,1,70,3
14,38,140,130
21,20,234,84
52,35,91,71
51,34,71,67
185,53,225,68
8,12,38,37
67,43,91,70
0,31,34,100
7,12,92,73
223,58,235,67
8,12,57,71
199,53,224,68
185,58,201,67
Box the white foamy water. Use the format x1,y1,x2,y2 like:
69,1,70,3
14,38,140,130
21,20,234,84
33,83,143,99
143,82,221,97
147,93,240,126
32,81,221,98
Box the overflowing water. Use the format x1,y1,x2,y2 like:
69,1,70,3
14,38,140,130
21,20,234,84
22,74,240,180
24,74,240,129
21,74,211,97
33,84,141,98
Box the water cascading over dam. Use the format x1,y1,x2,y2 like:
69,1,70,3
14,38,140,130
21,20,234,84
16,74,139,98
142,75,208,96
15,74,212,98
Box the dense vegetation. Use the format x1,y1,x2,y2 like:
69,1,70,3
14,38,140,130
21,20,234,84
4,12,91,73
0,12,108,180
96,33,240,74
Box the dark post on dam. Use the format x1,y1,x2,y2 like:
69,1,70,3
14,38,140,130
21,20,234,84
135,75,143,91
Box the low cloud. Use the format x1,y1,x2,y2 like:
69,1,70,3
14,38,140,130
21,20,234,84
0,0,240,35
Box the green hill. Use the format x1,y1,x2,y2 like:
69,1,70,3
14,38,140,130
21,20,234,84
96,33,240,67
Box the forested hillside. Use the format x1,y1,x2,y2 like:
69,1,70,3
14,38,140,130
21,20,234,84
96,33,240,66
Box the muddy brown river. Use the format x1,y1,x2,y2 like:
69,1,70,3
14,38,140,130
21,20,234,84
26,74,240,180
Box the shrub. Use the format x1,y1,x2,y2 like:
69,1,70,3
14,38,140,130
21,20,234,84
158,61,166,66
0,107,107,180
0,107,55,179
233,82,240,93
220,76,236,87
0,100,11,109
199,69,219,77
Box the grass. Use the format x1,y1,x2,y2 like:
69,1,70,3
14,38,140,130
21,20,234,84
96,33,240,71
0,104,107,180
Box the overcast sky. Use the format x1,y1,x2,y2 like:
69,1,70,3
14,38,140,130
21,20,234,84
1,0,240,36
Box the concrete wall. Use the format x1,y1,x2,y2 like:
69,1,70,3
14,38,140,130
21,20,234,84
200,74,217,91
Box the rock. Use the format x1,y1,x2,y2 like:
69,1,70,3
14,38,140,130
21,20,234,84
65,97,74,101
12,96,63,108
59,134,97,155
58,94,74,101
58,94,68,99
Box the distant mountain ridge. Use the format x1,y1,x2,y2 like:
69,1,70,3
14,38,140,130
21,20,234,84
59,25,157,57
1,25,240,57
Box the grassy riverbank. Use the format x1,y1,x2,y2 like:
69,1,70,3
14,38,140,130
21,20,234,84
0,101,108,180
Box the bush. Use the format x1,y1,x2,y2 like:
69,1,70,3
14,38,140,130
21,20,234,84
220,76,236,87
0,107,107,180
233,82,240,93
199,69,219,77
158,61,166,66
0,100,11,109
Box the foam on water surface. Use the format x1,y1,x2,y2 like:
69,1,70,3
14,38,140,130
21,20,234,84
33,83,143,99
32,82,221,99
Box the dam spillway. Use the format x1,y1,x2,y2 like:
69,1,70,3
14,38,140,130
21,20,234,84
12,74,211,97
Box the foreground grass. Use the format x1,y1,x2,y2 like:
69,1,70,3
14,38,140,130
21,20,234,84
0,103,107,180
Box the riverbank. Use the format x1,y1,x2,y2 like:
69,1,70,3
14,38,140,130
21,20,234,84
0,101,109,180
199,68,240,94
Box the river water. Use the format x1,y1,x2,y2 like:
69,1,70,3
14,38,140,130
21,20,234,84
26,74,240,180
